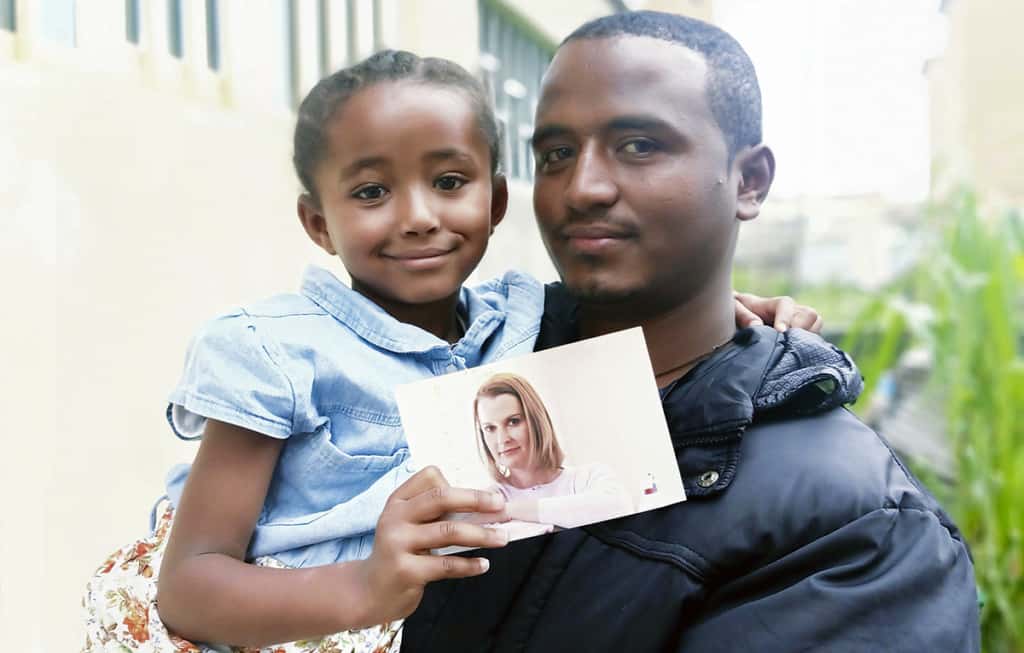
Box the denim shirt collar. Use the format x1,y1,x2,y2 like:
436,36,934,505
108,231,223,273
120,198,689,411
299,265,506,360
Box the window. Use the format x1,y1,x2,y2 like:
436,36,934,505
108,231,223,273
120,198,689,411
40,0,76,46
1,0,15,32
318,0,330,78
125,0,140,44
205,0,220,70
167,0,183,58
280,0,299,108
477,0,553,181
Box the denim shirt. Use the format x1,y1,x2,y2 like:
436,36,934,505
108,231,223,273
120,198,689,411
164,265,544,569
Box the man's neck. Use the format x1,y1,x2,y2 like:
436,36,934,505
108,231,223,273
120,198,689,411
578,279,736,388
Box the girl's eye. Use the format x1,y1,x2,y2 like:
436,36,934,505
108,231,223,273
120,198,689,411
483,425,496,433
435,175,467,191
539,146,573,167
508,417,521,426
352,184,388,201
621,139,658,156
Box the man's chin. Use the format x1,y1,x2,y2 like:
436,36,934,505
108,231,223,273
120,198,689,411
563,278,639,305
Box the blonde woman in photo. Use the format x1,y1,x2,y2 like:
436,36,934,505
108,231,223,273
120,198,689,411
471,373,634,538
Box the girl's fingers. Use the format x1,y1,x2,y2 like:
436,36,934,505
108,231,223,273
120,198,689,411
788,306,821,331
733,294,765,327
412,552,493,583
389,465,450,502
809,314,824,334
409,520,509,552
770,296,796,332
404,486,505,523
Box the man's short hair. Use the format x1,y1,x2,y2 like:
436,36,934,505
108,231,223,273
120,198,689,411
563,11,762,159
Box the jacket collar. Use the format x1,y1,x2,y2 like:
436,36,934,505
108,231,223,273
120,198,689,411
300,265,506,359
537,282,864,440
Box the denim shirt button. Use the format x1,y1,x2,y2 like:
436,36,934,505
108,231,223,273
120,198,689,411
697,470,720,488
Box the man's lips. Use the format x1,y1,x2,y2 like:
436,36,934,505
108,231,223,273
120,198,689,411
560,223,635,254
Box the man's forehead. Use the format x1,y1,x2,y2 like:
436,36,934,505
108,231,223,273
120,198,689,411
536,36,711,126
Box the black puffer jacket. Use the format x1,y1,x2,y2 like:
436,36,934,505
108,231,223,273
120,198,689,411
403,288,980,652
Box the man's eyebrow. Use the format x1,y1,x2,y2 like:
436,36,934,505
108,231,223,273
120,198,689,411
341,155,388,178
532,116,674,146
606,115,674,132
530,124,572,146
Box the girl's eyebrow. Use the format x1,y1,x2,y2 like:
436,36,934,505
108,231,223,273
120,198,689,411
423,148,477,165
341,155,389,178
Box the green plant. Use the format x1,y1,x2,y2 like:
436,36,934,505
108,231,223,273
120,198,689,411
842,190,1023,651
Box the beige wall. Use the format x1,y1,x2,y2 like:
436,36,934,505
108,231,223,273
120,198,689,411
929,0,1024,204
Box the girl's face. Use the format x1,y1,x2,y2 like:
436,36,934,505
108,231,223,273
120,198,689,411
299,81,505,312
477,393,532,473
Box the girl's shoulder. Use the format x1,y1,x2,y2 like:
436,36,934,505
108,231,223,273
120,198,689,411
468,270,545,305
191,292,333,351
465,270,546,349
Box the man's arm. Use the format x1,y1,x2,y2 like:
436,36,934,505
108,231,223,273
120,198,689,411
678,504,980,652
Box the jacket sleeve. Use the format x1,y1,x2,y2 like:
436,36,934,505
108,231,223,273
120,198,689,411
677,504,980,652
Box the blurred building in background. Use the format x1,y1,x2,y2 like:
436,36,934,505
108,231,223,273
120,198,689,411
927,0,1024,206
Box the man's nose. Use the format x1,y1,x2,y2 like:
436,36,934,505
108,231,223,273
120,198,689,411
565,143,618,213
400,188,440,235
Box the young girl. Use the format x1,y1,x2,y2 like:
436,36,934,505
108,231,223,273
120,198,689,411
82,50,817,653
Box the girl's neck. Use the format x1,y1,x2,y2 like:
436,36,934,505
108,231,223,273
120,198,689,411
350,279,463,343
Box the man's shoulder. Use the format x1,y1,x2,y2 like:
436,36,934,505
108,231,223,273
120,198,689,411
596,408,953,577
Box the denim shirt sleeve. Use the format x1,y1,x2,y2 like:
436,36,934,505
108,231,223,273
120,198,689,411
167,311,299,440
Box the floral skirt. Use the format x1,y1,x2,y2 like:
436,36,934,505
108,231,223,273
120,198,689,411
81,505,403,653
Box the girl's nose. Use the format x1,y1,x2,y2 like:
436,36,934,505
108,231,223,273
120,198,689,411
401,189,441,235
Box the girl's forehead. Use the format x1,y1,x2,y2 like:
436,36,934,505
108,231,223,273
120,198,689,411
325,81,489,165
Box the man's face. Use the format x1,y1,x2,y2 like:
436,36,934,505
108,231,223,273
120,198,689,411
532,36,743,308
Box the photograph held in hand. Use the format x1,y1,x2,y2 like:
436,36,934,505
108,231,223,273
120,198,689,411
395,328,686,553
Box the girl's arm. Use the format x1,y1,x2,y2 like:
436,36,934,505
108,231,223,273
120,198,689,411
157,419,508,648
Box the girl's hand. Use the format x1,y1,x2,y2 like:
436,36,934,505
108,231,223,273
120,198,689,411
354,466,509,626
733,291,823,334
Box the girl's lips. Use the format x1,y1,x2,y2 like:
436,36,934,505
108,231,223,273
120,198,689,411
499,445,521,456
383,248,456,270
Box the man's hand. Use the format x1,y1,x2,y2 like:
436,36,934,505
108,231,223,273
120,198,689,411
354,466,509,626
733,291,823,333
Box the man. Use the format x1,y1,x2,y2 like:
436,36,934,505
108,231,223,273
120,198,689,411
403,11,979,652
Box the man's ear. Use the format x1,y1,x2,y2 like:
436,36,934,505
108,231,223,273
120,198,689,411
297,194,336,255
735,144,775,222
489,174,509,234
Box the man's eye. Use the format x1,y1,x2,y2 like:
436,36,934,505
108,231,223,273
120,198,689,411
435,175,467,191
621,139,658,156
352,184,387,201
539,146,573,166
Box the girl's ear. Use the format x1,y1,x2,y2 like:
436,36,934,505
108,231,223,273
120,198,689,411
489,174,509,234
735,144,775,222
297,194,336,255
